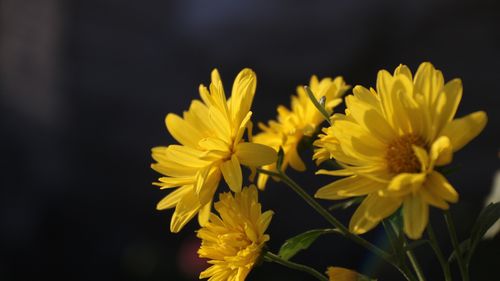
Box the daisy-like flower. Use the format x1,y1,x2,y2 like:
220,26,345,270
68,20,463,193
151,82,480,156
314,62,487,239
151,69,277,233
197,185,273,281
254,76,349,189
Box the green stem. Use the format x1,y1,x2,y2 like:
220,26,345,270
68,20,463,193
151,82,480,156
427,223,452,281
263,252,328,281
382,220,419,281
403,238,426,281
444,210,469,281
257,168,415,281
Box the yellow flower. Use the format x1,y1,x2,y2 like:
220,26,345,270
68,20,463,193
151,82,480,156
197,185,273,281
326,267,366,281
254,75,349,189
151,69,277,233
314,62,487,239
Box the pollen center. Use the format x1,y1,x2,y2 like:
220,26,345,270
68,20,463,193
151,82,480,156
385,134,425,174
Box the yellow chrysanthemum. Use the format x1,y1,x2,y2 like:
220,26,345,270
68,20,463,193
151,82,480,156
197,185,273,281
151,69,277,233
254,75,349,189
314,62,487,239
326,267,366,281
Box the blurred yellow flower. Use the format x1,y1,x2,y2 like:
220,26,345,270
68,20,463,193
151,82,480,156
254,75,349,189
151,69,276,233
197,185,273,281
327,267,365,281
314,62,487,239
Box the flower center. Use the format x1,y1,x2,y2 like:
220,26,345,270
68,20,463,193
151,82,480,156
385,134,426,174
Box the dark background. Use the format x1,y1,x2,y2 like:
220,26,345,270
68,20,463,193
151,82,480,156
1,0,499,280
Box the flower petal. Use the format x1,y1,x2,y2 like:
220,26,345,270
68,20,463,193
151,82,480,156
235,142,277,167
439,111,487,152
165,113,204,147
427,171,459,203
198,200,212,226
170,186,200,233
430,136,453,167
315,176,383,200
384,173,426,197
403,195,429,239
221,155,243,193
349,193,401,234
156,185,191,210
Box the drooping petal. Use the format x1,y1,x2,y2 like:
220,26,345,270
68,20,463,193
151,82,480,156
439,111,487,152
156,185,192,210
403,195,429,239
170,186,200,233
198,200,212,226
426,171,459,203
235,142,277,167
349,193,402,234
221,155,243,193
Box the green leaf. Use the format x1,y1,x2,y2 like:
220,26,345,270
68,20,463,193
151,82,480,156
276,146,285,171
304,86,332,125
328,197,364,211
467,202,500,261
448,238,471,263
278,229,339,260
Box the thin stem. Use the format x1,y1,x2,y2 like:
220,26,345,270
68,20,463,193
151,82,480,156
257,168,416,281
263,252,328,281
427,223,452,281
444,210,469,281
382,220,419,281
404,240,426,281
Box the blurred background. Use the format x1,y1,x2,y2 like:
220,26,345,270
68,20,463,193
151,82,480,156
1,0,499,280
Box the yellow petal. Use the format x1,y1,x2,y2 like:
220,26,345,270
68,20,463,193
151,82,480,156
430,136,453,166
288,146,306,172
426,171,459,203
315,169,355,177
403,195,429,239
394,64,413,80
435,79,462,132
195,166,221,205
170,186,200,233
198,200,212,226
156,176,194,189
221,155,243,193
349,193,401,234
384,173,426,197
419,183,449,210
235,142,277,167
198,137,230,152
258,210,274,234
315,176,383,200
439,111,487,152
166,145,211,168
230,68,256,126
156,185,191,210
326,267,362,281
165,113,204,147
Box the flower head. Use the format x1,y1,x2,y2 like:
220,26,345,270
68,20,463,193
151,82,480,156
314,62,487,239
197,185,273,281
151,69,277,233
254,75,349,189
